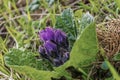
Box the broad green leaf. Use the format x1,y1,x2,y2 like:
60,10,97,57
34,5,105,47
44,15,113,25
79,12,94,34
8,65,57,80
60,9,74,28
106,60,120,80
4,49,71,80
4,49,53,70
55,8,77,47
4,49,36,68
68,22,99,68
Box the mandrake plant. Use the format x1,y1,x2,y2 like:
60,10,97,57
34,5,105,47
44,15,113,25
3,8,120,80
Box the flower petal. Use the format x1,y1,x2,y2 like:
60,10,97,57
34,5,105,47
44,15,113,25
39,27,55,42
44,41,57,55
55,29,69,48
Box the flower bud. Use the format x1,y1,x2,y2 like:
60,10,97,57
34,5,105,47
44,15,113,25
44,41,58,57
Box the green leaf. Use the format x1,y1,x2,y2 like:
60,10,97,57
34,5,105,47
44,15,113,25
4,49,53,70
55,8,77,47
79,12,94,34
68,22,99,68
4,49,71,80
106,60,120,80
8,65,57,80
4,49,36,67
74,9,83,18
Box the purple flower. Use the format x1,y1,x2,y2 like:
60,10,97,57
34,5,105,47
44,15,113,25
55,29,68,48
38,27,69,67
44,41,58,56
39,27,55,42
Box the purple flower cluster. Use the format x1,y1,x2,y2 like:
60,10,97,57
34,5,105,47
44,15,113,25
39,27,69,66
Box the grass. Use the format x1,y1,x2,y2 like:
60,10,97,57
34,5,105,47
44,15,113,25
0,0,120,80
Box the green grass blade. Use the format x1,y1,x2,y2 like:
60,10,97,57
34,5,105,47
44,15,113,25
106,60,120,80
